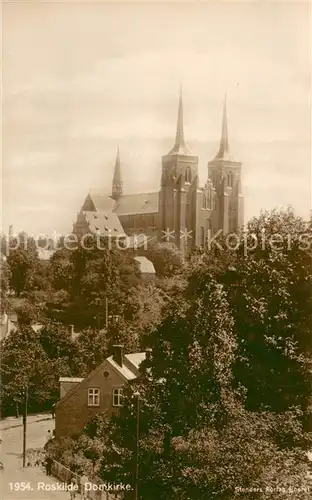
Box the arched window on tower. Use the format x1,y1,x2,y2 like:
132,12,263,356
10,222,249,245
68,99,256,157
207,219,212,235
201,227,205,246
213,195,217,210
227,172,234,188
207,189,211,209
202,194,207,209
185,167,191,183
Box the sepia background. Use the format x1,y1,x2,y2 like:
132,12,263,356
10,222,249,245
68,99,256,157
2,0,311,235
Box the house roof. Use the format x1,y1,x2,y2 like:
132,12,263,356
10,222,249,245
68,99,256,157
83,211,126,237
0,252,7,261
126,352,146,370
107,352,146,379
31,323,43,333
133,256,155,274
37,248,56,261
59,377,84,383
106,356,138,380
114,192,159,216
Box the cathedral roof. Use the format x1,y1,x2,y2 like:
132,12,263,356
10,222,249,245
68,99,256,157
84,191,116,212
83,210,126,237
114,192,159,216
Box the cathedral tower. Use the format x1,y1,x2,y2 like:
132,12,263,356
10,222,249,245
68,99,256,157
159,89,199,251
111,146,123,200
208,96,244,233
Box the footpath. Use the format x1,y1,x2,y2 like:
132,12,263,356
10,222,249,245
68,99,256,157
0,413,52,432
1,416,69,500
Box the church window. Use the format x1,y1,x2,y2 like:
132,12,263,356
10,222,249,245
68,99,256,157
185,167,191,183
227,172,234,188
201,227,205,246
207,190,211,209
202,195,207,209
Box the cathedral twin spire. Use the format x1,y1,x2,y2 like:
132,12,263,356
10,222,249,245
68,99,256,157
112,91,232,197
168,86,191,156
214,95,231,161
168,89,231,160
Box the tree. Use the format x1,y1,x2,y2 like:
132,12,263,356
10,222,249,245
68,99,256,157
50,249,73,291
48,240,141,329
186,209,312,416
167,407,311,500
7,248,36,296
98,210,312,498
15,300,43,325
1,326,52,415
225,209,312,416
0,322,82,416
75,328,109,375
146,242,184,277
99,277,239,498
0,259,10,314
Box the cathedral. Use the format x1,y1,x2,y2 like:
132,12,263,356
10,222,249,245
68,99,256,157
73,92,244,251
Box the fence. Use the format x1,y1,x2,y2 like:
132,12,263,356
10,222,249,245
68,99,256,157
51,459,124,500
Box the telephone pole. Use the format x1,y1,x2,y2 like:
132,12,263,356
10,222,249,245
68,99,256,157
22,385,28,467
134,391,140,500
105,297,108,328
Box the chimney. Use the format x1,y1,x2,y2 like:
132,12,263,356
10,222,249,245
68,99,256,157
146,348,152,361
112,345,124,367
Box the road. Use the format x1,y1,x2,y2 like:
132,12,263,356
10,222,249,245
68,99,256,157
1,415,70,500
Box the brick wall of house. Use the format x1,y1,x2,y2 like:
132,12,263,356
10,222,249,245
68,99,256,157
60,380,83,399
55,361,125,438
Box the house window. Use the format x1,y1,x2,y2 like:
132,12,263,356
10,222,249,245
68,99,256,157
113,388,123,407
185,167,191,183
88,388,100,407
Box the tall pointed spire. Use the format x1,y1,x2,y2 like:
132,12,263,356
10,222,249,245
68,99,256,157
215,94,231,160
168,86,190,155
112,146,123,200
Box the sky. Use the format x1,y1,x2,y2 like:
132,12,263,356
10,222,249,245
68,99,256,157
2,0,311,236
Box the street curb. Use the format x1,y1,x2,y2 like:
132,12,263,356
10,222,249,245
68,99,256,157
1,417,53,432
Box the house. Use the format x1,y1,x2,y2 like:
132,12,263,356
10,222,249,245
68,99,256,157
37,248,56,263
55,345,147,438
0,312,17,340
133,256,156,282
